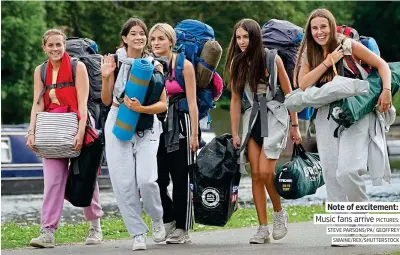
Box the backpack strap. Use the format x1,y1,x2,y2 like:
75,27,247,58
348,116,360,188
197,58,216,72
37,58,78,104
341,38,368,79
40,61,48,86
71,58,78,83
265,48,278,96
113,54,120,82
174,52,186,90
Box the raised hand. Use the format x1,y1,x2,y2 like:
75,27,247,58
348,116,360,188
101,54,116,78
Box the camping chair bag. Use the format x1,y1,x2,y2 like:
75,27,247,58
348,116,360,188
34,112,80,159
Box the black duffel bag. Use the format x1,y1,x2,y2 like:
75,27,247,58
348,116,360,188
193,133,241,227
65,127,104,207
275,143,324,199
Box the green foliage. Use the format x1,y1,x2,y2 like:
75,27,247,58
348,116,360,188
1,2,46,124
352,2,400,62
0,1,398,123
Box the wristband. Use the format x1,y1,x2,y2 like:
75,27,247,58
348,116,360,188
322,62,328,68
25,131,34,138
383,88,391,92
291,124,299,127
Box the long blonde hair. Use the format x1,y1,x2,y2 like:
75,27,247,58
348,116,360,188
148,23,176,49
294,8,342,85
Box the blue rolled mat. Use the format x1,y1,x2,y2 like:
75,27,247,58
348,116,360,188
113,58,154,140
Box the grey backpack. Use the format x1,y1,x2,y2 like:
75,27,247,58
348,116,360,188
262,19,304,90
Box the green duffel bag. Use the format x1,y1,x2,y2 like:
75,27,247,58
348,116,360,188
275,144,324,200
330,62,400,131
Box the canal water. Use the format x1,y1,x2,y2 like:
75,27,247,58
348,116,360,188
2,174,399,225
2,107,400,225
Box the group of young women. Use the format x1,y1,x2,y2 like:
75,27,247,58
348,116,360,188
26,7,392,251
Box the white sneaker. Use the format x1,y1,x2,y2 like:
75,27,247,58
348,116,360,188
132,234,147,251
272,209,288,240
85,227,103,245
249,225,270,244
29,228,55,248
166,229,191,244
152,219,166,243
164,221,176,239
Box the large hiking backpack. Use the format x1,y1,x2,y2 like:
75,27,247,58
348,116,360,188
66,37,98,56
262,19,304,89
40,37,105,130
337,25,381,75
261,19,314,120
329,62,400,132
328,27,394,134
172,19,222,121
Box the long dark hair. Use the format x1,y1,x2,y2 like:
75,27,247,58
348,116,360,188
294,9,342,85
119,17,149,50
224,19,266,94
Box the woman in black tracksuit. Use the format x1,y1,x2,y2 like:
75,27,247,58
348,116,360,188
149,23,199,244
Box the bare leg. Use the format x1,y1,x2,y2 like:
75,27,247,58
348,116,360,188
248,138,267,225
258,153,281,212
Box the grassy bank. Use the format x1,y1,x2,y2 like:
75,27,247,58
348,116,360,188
1,205,325,249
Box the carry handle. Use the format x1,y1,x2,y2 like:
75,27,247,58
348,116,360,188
291,143,307,158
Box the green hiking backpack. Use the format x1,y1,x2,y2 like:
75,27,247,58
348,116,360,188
329,62,400,136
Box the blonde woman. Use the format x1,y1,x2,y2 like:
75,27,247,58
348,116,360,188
149,23,199,244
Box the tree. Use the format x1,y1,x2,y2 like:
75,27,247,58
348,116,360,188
352,1,400,62
1,1,391,123
1,2,46,124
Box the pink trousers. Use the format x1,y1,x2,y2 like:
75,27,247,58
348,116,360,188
41,158,104,232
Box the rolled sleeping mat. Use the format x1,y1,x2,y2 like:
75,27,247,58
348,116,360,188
197,40,222,89
112,58,154,140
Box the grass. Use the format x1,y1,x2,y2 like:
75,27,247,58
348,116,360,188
386,252,400,255
1,205,325,250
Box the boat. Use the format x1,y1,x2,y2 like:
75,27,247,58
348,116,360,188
1,124,111,195
1,120,218,195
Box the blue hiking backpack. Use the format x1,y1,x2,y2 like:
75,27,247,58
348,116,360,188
172,19,216,121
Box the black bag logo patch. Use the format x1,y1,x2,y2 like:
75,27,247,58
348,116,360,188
201,188,220,208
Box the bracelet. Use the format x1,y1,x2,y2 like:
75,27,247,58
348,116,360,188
322,62,329,68
291,124,299,127
383,88,391,91
25,133,34,138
